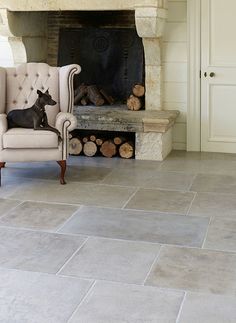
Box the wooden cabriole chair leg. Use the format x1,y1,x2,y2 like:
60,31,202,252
0,162,6,187
57,160,66,185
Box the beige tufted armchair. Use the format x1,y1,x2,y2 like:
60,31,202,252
0,62,81,185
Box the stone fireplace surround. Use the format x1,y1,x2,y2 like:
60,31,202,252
0,0,179,160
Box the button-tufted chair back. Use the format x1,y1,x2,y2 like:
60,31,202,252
4,63,60,125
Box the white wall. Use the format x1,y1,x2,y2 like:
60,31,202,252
163,0,187,150
0,36,14,67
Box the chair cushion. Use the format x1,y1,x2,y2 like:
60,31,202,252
3,128,58,149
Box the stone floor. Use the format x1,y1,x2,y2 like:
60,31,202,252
0,150,236,322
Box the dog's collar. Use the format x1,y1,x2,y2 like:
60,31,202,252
35,103,45,111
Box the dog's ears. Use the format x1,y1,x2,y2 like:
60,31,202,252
45,88,49,94
37,89,43,97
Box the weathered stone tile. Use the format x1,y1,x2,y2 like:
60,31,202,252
0,268,92,323
69,281,184,323
190,174,236,194
0,198,21,217
188,192,236,219
61,237,160,284
0,227,86,273
0,201,79,231
104,168,195,190
7,181,136,208
60,206,209,247
179,292,236,323
204,218,236,252
145,246,236,295
125,188,195,214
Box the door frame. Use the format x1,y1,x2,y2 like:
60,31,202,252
187,0,201,151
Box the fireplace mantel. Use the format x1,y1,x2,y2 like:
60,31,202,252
0,0,166,11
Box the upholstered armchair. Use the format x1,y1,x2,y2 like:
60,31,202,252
0,62,81,185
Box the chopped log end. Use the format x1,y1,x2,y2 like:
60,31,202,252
83,141,98,157
90,135,97,142
113,136,126,145
69,138,83,155
132,84,145,97
82,136,89,143
127,95,142,111
95,138,104,146
100,140,117,158
119,142,134,159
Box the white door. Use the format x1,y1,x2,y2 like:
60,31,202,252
201,0,236,152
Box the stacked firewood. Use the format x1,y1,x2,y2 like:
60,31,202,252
69,134,134,159
74,84,114,106
127,84,145,111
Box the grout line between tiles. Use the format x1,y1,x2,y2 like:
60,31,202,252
201,215,214,249
55,205,84,232
67,280,97,323
56,237,89,275
176,291,187,323
142,245,163,286
121,187,140,209
0,200,25,220
186,191,197,215
187,173,197,191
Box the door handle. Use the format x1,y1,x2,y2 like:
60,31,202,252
209,72,215,77
204,72,207,77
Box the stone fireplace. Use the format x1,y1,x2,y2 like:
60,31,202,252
0,0,179,160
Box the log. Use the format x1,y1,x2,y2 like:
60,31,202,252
69,138,83,155
90,135,97,142
132,84,145,97
83,141,97,157
87,85,105,106
82,136,89,143
127,95,142,111
113,136,126,145
100,140,117,158
119,142,134,159
74,84,88,105
81,96,89,106
95,138,104,146
100,89,115,105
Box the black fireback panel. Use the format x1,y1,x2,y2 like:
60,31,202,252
58,28,144,101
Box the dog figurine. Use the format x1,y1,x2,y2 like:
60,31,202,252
7,89,61,141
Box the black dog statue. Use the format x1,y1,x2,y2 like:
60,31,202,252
7,89,61,141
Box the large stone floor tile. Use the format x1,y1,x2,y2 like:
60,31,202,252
7,181,136,208
103,168,195,190
178,292,236,323
60,206,209,247
0,227,86,273
204,218,236,252
162,153,236,176
61,237,160,284
0,268,93,323
190,174,236,194
0,201,79,231
188,192,236,219
125,188,195,214
145,246,236,295
4,164,112,183
69,281,184,323
0,198,22,217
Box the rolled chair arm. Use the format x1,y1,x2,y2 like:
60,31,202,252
56,112,77,160
55,112,77,135
0,114,8,135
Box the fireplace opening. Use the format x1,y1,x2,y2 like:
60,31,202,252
56,11,145,105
